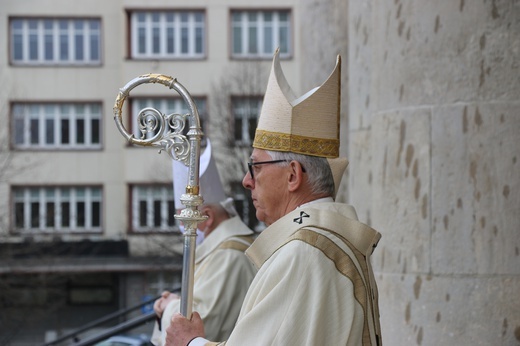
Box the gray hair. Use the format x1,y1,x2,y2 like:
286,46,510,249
266,150,335,197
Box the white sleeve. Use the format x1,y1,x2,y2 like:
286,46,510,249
188,337,210,346
150,317,163,346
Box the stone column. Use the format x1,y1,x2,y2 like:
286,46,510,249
299,0,351,201
349,0,520,345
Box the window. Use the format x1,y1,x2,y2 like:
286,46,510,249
130,11,205,59
131,185,176,232
130,97,207,142
10,18,101,65
68,274,115,305
12,103,102,150
232,97,262,145
146,272,182,296
231,10,291,58
12,186,102,233
230,181,262,232
0,273,115,307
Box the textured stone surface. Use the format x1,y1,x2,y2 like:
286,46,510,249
431,102,520,275
370,108,432,274
370,0,520,110
378,273,520,345
347,0,520,344
348,0,374,131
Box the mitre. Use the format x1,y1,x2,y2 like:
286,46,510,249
253,49,348,196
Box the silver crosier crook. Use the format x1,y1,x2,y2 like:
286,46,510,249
113,73,207,318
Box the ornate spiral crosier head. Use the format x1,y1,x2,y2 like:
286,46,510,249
113,73,206,318
113,74,196,164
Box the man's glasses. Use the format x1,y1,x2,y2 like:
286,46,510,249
247,160,306,180
247,160,288,180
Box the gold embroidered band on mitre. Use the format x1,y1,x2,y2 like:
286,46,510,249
253,129,339,158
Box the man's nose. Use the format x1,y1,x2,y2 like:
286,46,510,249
242,171,254,189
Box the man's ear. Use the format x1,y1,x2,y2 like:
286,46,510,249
287,161,305,192
202,206,215,228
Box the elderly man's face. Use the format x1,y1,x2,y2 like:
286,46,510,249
242,148,289,226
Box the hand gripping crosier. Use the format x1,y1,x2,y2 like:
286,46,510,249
113,74,207,318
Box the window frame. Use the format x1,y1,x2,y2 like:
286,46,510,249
128,9,206,60
230,9,292,59
231,96,262,146
9,16,102,66
11,186,103,234
11,102,103,151
230,181,262,231
129,184,177,233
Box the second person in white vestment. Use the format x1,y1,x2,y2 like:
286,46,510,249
150,141,256,345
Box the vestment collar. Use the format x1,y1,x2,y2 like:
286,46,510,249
196,216,254,264
246,202,380,268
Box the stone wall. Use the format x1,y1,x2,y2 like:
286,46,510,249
303,0,520,344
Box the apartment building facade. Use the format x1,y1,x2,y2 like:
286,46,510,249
0,0,302,344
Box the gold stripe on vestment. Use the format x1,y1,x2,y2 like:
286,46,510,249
195,236,254,281
217,236,255,252
286,229,374,346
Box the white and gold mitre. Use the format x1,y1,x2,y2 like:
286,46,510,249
253,48,341,158
254,49,348,197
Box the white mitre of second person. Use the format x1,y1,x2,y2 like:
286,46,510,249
173,140,238,243
173,139,226,209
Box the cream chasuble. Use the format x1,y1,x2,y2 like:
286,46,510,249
201,202,382,346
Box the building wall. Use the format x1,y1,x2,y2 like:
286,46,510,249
0,0,301,252
346,1,520,345
0,0,301,344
